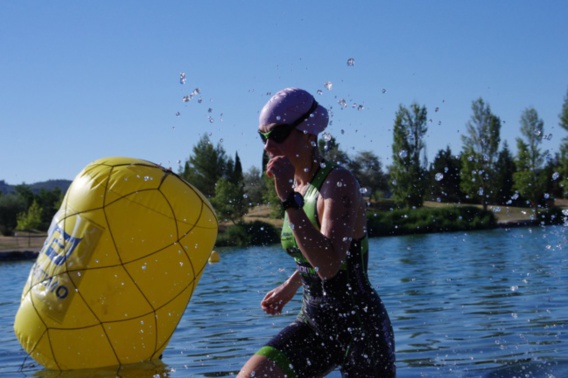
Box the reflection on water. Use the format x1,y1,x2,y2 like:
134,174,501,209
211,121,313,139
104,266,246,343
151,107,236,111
0,226,567,377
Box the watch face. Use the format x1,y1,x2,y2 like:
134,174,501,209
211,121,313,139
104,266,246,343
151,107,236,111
293,193,304,207
282,192,304,210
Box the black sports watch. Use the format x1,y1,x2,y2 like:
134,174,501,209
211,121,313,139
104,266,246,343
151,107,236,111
281,191,304,211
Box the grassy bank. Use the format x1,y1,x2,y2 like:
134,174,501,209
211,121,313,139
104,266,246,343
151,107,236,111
218,200,567,246
2,201,566,253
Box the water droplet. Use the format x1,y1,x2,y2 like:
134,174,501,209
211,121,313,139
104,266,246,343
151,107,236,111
552,172,560,180
316,90,323,95
382,88,387,94
359,187,368,194
276,115,282,121
208,116,214,123
338,98,347,109
324,81,333,91
346,58,355,66
179,72,186,85
208,108,213,113
182,96,190,103
337,181,344,187
435,107,439,112
435,173,444,181
399,150,408,159
357,104,364,111
175,111,181,117
142,265,147,270
322,132,332,142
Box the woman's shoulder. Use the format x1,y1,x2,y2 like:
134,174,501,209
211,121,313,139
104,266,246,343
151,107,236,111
321,165,361,193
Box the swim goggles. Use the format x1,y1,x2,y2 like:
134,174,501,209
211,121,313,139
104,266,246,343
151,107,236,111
258,100,319,144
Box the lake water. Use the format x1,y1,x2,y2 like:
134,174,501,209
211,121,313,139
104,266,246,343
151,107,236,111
1,226,567,377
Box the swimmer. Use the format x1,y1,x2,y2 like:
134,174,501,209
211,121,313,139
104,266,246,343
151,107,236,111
238,88,396,377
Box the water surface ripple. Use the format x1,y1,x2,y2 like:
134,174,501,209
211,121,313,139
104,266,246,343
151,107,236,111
1,227,567,377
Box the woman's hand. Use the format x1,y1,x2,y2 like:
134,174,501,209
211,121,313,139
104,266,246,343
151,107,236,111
260,278,300,315
266,156,295,201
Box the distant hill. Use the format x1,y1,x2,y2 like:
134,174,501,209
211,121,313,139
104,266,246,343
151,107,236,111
0,179,72,195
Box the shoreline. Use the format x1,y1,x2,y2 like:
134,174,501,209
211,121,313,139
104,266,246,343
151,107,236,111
0,218,554,262
0,250,39,261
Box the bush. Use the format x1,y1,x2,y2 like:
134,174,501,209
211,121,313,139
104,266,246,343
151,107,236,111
216,220,280,247
367,206,497,237
536,206,565,226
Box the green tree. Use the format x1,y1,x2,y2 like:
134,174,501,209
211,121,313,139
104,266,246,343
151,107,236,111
389,103,429,208
318,135,351,166
15,184,34,208
210,178,247,224
513,107,548,208
16,200,43,231
427,146,464,203
0,194,27,235
231,152,244,183
558,88,568,195
543,152,563,201
348,150,388,200
181,134,228,198
460,98,501,210
494,141,517,205
243,166,266,206
35,187,63,229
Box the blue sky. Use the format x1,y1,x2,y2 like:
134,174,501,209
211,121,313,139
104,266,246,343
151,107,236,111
1,1,567,185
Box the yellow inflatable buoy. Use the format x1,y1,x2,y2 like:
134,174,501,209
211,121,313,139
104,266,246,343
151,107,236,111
208,250,220,263
14,157,218,370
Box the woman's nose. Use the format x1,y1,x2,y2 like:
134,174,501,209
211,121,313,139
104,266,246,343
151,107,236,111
264,138,275,151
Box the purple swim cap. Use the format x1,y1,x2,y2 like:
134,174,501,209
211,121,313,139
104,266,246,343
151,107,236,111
259,88,329,135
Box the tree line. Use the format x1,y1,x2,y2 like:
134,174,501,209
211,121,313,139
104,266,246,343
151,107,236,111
0,185,63,235
181,89,568,224
2,89,567,235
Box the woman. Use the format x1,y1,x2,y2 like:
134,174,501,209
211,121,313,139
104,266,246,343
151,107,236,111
239,88,395,377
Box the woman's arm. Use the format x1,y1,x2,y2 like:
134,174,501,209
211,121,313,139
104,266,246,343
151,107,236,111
284,168,362,280
261,270,303,315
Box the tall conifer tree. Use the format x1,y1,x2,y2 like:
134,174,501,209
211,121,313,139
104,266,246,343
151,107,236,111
389,103,428,208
